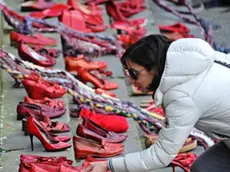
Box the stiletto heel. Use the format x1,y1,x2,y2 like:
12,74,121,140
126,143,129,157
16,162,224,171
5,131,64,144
29,134,34,151
27,116,71,151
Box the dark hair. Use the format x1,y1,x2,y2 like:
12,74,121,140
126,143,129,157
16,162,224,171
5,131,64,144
121,34,172,91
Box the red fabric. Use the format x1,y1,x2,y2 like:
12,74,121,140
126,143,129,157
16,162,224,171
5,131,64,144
80,108,129,133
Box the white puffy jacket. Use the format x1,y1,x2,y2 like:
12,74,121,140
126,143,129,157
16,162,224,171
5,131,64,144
111,38,230,172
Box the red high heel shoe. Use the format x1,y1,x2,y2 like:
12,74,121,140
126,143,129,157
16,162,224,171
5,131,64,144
77,68,118,90
30,116,71,142
21,0,56,12
22,74,67,99
29,3,70,19
22,115,71,134
24,96,65,110
65,55,107,72
18,43,56,67
10,31,57,47
27,116,71,151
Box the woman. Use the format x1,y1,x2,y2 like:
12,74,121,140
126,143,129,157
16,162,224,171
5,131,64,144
86,35,230,172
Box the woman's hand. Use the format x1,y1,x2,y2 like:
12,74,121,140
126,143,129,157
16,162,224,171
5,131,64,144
84,161,109,172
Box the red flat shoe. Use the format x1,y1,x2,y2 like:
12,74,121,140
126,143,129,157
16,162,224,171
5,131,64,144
18,43,56,67
171,153,198,172
29,3,70,19
22,74,67,99
82,118,127,142
158,22,190,33
77,124,127,143
73,136,124,159
24,96,65,110
116,0,145,18
27,116,71,152
21,0,56,12
10,31,57,47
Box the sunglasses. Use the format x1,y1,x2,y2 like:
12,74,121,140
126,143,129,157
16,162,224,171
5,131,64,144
125,68,145,80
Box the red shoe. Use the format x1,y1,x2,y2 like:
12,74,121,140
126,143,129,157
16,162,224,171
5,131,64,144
19,154,73,172
21,0,56,12
27,116,71,151
65,55,107,72
77,124,127,143
23,116,70,134
158,22,190,33
22,74,67,99
17,102,66,120
95,88,116,98
73,136,124,159
31,46,61,59
171,153,198,172
29,3,70,19
18,43,56,67
105,0,127,22
116,0,145,18
24,96,65,110
82,118,127,142
10,31,57,47
30,116,71,142
60,10,91,32
77,68,118,90
67,0,103,25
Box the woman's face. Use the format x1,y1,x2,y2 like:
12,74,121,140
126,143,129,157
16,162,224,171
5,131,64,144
124,59,156,93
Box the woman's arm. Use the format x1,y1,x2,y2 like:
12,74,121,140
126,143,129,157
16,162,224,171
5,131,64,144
109,93,202,172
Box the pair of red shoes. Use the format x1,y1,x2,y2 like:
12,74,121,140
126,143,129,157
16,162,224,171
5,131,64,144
26,116,71,152
65,56,118,91
17,96,66,120
18,154,83,172
22,73,67,99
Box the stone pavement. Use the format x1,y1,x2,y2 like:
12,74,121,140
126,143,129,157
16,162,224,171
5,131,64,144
2,0,229,172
